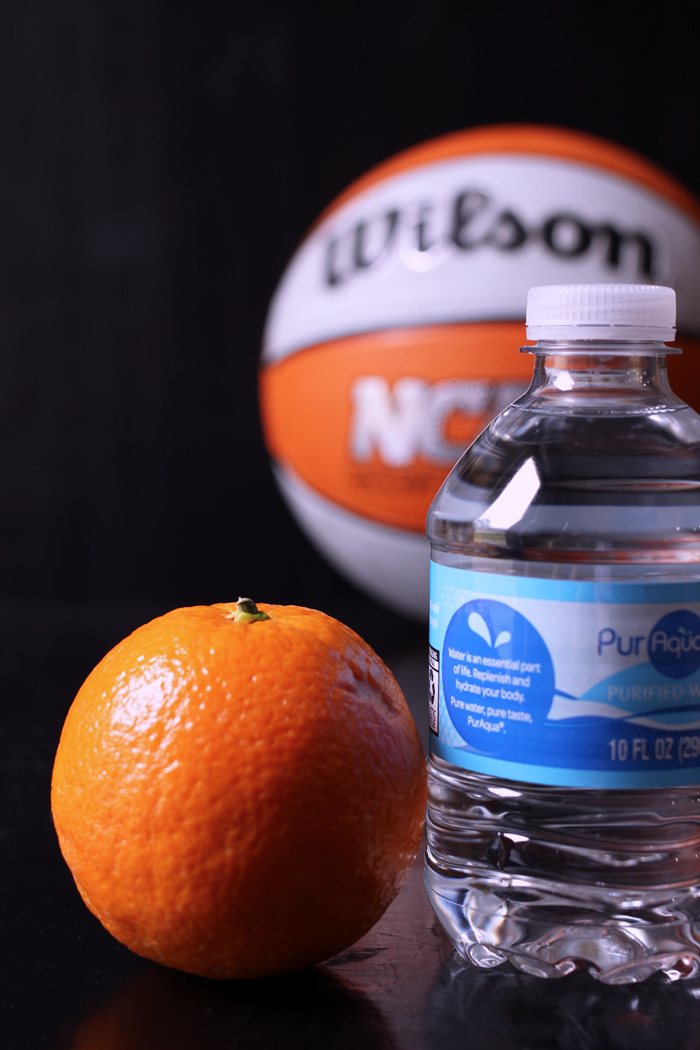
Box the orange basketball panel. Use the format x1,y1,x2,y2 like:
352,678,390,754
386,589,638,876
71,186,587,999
319,125,700,228
669,335,700,412
260,322,532,532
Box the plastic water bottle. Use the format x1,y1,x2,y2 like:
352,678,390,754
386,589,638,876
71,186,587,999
425,284,700,984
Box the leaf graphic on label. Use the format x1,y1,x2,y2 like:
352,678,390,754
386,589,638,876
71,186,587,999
494,631,512,649
468,612,492,648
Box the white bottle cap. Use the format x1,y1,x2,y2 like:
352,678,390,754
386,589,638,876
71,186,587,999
526,284,676,341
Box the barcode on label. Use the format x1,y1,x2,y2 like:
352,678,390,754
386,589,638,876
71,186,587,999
428,645,440,735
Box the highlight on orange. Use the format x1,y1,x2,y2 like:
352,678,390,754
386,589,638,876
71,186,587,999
260,124,700,619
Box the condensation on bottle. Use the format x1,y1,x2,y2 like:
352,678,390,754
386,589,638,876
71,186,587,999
425,284,700,984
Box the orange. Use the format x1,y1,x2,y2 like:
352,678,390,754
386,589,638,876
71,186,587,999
51,600,426,979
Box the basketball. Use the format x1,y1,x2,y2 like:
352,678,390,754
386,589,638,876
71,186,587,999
260,125,700,619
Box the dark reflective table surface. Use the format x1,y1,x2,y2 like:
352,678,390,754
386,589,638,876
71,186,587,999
5,601,700,1048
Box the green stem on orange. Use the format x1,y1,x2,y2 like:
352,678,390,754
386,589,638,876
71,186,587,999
228,598,271,624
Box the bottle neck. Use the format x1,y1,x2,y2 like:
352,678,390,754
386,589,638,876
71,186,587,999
518,341,685,415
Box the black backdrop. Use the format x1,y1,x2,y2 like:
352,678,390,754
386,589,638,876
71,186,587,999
1,0,700,618
4,8,700,1045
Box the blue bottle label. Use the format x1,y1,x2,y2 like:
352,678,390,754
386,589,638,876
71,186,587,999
429,562,700,788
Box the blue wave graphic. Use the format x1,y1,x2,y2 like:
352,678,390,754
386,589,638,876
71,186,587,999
546,663,700,731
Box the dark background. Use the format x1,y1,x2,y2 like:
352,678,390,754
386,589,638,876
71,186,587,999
1,0,699,620
3,3,700,1046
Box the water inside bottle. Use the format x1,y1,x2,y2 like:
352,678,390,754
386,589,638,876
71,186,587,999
426,349,700,984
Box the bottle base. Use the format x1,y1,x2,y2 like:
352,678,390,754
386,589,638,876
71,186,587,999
426,862,700,985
